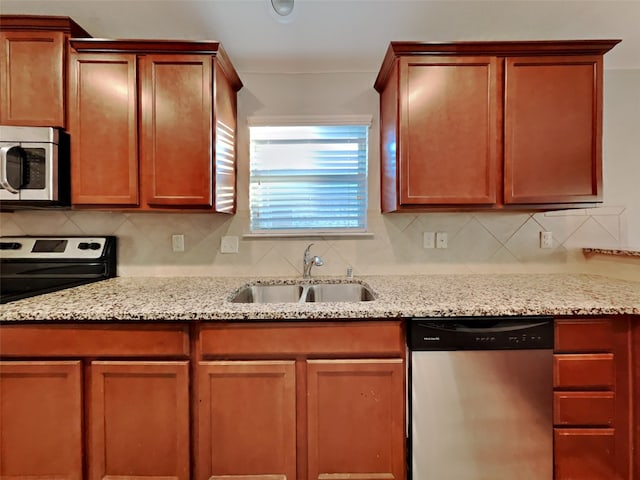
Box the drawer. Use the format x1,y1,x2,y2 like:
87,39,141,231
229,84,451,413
554,428,616,480
199,321,404,358
553,391,615,426
0,324,190,358
554,353,614,389
554,319,613,353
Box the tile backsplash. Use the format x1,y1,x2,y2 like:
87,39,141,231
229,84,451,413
0,205,629,278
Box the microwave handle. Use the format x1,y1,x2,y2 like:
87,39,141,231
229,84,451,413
0,144,21,194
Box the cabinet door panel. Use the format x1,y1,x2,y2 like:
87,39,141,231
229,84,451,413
69,52,139,205
307,359,405,480
553,391,615,426
0,361,82,479
89,361,190,480
399,56,499,205
197,361,297,480
555,318,614,353
140,54,213,207
504,56,602,204
0,31,65,127
554,428,616,479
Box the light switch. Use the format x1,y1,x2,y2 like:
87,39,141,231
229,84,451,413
436,231,448,249
423,232,435,249
172,234,185,252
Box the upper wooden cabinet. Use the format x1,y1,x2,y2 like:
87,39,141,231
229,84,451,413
0,15,91,128
68,40,242,212
374,40,620,212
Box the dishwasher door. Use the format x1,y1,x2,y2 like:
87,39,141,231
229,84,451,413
411,348,553,480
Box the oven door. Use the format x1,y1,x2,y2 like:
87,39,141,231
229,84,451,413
0,141,56,201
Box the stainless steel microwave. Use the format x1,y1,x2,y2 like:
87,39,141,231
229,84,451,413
0,125,70,209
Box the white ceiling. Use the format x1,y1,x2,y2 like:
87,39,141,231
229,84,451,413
2,0,639,74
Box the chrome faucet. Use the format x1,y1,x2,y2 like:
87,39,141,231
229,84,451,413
303,243,324,279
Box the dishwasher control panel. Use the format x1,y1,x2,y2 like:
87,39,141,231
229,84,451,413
409,316,554,350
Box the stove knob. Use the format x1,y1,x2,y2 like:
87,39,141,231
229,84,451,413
89,242,101,250
78,242,90,250
0,242,22,250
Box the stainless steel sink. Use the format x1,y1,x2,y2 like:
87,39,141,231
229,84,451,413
230,284,304,303
305,283,375,303
229,282,375,304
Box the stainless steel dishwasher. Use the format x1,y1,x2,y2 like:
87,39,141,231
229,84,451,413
408,317,554,480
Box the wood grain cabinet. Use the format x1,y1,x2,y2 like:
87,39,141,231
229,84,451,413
0,15,90,128
197,321,406,480
0,323,191,479
553,317,633,480
68,39,242,212
374,40,620,212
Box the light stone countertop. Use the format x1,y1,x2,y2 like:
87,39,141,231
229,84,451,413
1,273,639,322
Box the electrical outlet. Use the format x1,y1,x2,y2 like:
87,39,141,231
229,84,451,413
540,231,553,249
436,231,448,249
423,232,435,249
171,234,185,252
220,235,239,254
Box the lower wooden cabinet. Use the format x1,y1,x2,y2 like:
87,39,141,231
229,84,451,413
0,361,83,479
553,317,633,480
196,321,407,480
89,361,190,480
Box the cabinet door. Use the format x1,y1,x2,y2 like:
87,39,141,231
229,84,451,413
0,361,82,479
554,428,616,479
504,55,603,204
139,54,213,207
0,31,65,127
307,359,405,480
88,361,190,480
68,52,139,205
399,56,499,205
197,360,297,480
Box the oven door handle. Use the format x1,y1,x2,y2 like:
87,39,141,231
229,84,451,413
0,144,22,194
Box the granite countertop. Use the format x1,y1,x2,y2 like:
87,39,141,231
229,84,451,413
1,273,639,322
583,247,640,258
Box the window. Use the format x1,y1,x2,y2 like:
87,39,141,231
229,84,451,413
249,119,369,234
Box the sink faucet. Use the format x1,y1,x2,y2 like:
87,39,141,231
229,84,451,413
303,243,324,279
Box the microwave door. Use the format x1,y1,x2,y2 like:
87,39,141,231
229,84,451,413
0,143,23,200
16,141,56,201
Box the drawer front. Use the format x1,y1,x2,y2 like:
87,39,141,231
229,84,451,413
554,428,616,480
553,391,615,426
0,324,190,358
554,353,614,389
199,321,404,358
555,319,614,353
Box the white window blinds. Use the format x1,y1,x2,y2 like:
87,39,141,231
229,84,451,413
249,124,368,233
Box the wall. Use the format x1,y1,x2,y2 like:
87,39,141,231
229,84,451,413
1,70,639,281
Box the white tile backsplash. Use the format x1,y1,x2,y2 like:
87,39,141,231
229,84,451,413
0,205,630,278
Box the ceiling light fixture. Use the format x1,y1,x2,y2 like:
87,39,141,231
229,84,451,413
271,0,294,17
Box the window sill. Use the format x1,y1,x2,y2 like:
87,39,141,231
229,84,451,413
243,232,374,239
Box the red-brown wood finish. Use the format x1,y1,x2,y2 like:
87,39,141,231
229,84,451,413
633,318,640,480
374,40,620,212
140,54,213,207
504,56,603,204
0,361,82,479
68,39,242,212
0,15,91,128
399,56,499,206
68,52,139,205
0,323,190,357
306,359,405,480
553,317,633,480
0,31,66,127
88,361,190,480
198,360,297,480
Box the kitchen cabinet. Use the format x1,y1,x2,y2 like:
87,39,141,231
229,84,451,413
0,323,191,479
0,360,83,479
374,40,620,212
553,317,633,480
0,15,91,128
68,40,242,212
197,321,406,480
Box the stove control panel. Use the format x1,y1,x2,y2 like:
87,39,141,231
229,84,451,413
0,237,109,259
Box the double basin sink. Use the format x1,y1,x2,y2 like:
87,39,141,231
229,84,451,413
230,281,375,304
